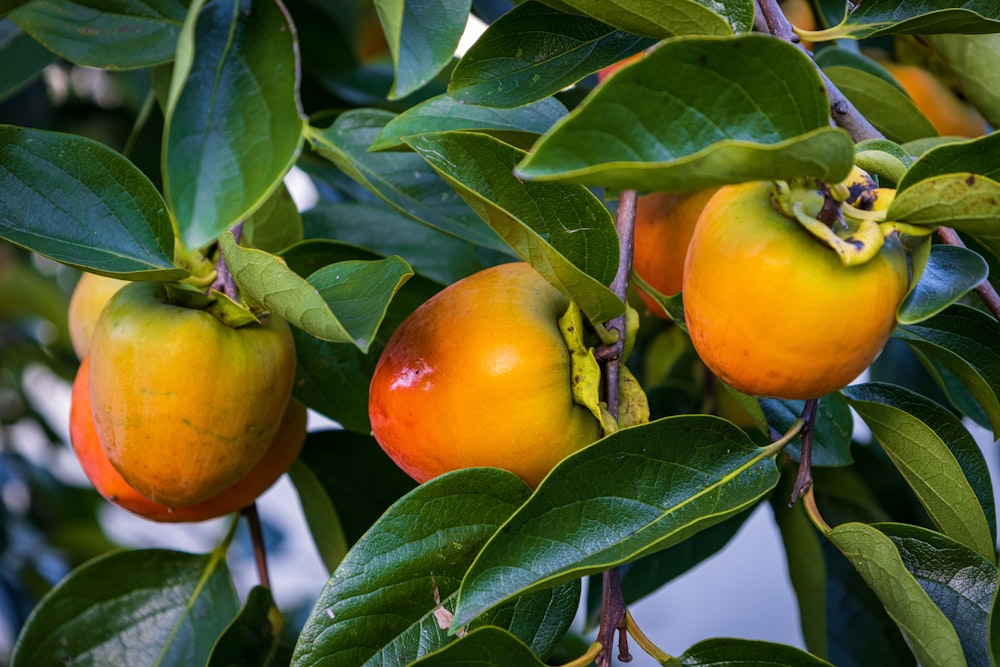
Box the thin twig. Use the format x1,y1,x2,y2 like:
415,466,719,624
789,398,820,506
596,190,638,667
936,227,1000,323
243,502,272,590
754,0,883,143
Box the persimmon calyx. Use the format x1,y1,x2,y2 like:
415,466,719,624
163,282,264,328
174,239,217,288
560,299,604,426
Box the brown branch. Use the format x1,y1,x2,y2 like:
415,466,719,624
789,398,820,506
209,222,244,300
936,227,1000,323
754,0,883,143
596,190,638,667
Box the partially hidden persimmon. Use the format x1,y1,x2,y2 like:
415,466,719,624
70,355,306,522
67,272,129,359
632,188,718,319
368,262,602,488
89,280,297,508
682,181,910,400
883,62,987,138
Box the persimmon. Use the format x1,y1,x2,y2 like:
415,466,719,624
883,63,987,138
89,280,297,508
632,188,718,319
781,0,817,49
368,262,602,488
70,355,306,522
67,272,129,359
682,181,910,400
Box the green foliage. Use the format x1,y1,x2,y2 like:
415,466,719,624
1,0,1000,666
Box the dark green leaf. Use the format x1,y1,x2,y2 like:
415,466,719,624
853,139,914,187
843,382,996,560
550,0,752,38
242,183,304,254
207,586,291,667
678,637,834,666
453,415,784,626
897,244,989,325
928,33,1000,130
586,507,753,628
816,0,1000,39
516,34,855,191
281,240,440,432
11,548,240,667
371,94,567,151
404,131,623,325
814,47,905,90
164,0,304,249
822,66,938,143
376,0,470,99
876,523,997,667
11,0,185,69
898,132,1000,188
772,469,828,658
0,21,58,102
286,456,349,575
220,233,413,351
448,1,654,108
827,522,966,667
305,109,512,254
408,627,548,666
290,468,578,666
301,202,497,286
760,393,854,467
895,304,1000,435
0,125,184,280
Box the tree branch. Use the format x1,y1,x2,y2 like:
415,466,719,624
936,227,1000,323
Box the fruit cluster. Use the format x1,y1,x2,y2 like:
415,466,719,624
67,275,303,522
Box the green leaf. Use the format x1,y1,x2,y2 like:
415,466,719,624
375,0,470,99
10,0,186,69
290,429,417,572
586,508,753,628
928,33,1000,130
0,126,184,280
163,0,304,250
301,202,497,286
897,244,989,325
827,523,966,667
548,0,752,38
305,109,511,254
207,586,291,667
0,22,58,102
220,233,412,351
772,470,828,658
678,637,834,666
281,240,441,432
895,304,1000,435
815,0,1000,40
821,66,939,143
898,132,1000,189
286,458,349,575
890,174,1000,256
516,34,855,191
876,523,997,667
759,393,854,467
11,548,240,667
448,1,654,108
453,415,784,626
371,94,567,151
843,382,996,560
408,627,549,666
242,183,304,254
290,468,579,666
853,138,914,186
404,131,623,325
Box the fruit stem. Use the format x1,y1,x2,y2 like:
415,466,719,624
754,0,884,142
596,189,638,667
937,227,1000,323
789,398,820,506
209,222,244,301
814,181,844,230
802,485,832,535
243,502,272,591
